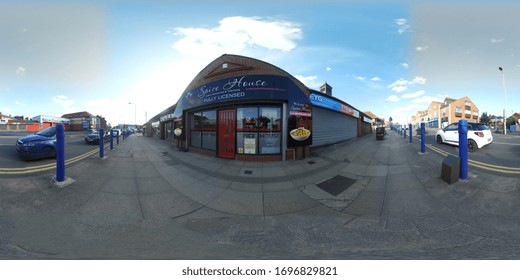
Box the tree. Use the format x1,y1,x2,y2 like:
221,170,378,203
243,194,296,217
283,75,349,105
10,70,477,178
480,112,490,124
506,116,517,128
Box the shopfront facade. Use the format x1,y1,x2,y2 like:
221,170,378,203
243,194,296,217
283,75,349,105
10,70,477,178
149,54,371,161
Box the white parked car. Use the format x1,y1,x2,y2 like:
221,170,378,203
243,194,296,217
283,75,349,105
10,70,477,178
436,122,493,152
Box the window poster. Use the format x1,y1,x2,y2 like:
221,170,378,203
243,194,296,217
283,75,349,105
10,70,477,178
244,137,256,154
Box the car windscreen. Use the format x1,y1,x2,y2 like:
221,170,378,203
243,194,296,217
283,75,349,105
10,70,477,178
36,126,56,137
475,124,489,131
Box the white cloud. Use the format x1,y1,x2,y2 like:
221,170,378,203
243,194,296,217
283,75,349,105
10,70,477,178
401,63,409,69
294,75,321,89
15,101,26,106
389,79,408,87
411,76,426,85
491,38,504,44
52,95,75,112
402,90,425,99
326,67,332,72
354,76,366,81
15,66,26,76
386,95,400,102
391,85,407,93
388,79,408,92
171,16,302,59
416,45,429,52
388,77,426,93
411,95,442,104
395,18,410,34
371,77,382,82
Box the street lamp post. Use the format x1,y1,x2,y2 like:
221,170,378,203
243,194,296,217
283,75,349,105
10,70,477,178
498,67,507,136
129,102,136,129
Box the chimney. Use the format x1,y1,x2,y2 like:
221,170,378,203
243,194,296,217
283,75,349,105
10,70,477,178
320,82,332,96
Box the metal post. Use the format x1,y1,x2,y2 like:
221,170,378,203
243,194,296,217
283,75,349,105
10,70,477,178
404,125,407,138
56,124,65,182
110,129,114,150
499,67,507,136
409,124,412,143
116,130,120,145
99,128,105,158
458,120,468,180
421,122,426,153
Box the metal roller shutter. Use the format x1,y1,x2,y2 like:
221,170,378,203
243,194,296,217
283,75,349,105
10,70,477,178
312,107,357,147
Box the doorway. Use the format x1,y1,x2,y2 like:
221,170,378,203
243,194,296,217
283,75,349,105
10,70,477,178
218,109,236,158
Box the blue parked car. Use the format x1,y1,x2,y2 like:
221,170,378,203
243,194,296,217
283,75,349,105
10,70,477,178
16,126,57,160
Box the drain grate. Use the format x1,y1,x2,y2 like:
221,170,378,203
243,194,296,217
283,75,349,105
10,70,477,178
317,175,356,196
244,170,253,175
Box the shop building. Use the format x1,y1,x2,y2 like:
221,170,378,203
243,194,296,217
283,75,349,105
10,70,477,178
61,111,106,131
147,54,372,161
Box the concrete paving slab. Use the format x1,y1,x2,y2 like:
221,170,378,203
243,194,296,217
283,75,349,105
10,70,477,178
100,177,138,195
363,165,388,177
262,166,287,177
263,188,320,216
78,192,143,227
342,163,367,176
343,190,385,217
206,187,264,216
388,163,412,175
173,178,227,205
139,190,202,222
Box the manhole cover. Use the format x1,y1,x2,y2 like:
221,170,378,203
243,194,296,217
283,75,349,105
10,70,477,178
317,175,356,196
244,170,253,175
308,160,316,165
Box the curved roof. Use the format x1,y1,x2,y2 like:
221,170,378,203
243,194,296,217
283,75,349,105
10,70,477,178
180,54,310,97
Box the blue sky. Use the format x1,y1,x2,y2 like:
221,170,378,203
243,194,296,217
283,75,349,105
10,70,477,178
1,0,519,126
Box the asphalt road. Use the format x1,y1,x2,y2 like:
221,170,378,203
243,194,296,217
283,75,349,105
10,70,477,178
420,130,520,175
0,132,101,169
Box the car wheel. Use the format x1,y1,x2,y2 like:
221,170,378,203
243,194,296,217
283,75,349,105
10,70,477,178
436,135,443,144
45,146,56,158
468,139,477,153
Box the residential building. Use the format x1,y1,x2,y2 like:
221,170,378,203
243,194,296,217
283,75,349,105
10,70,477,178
426,101,443,128
440,96,479,128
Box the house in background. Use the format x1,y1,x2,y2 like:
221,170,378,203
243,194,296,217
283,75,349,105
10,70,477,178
62,111,107,131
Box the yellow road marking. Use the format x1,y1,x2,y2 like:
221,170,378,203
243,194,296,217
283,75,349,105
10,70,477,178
0,144,109,175
426,144,520,174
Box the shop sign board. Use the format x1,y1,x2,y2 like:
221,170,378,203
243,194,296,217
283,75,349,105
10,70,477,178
181,75,289,109
309,93,359,118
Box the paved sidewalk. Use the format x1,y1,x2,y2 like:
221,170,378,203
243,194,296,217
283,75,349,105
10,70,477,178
1,130,519,259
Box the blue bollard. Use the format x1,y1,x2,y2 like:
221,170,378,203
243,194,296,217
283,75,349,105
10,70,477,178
409,124,413,143
116,130,120,145
458,120,468,180
404,126,407,138
421,122,426,153
99,128,105,158
56,124,65,182
110,129,114,150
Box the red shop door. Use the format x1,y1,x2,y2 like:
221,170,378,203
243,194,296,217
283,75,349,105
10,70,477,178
218,109,236,158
